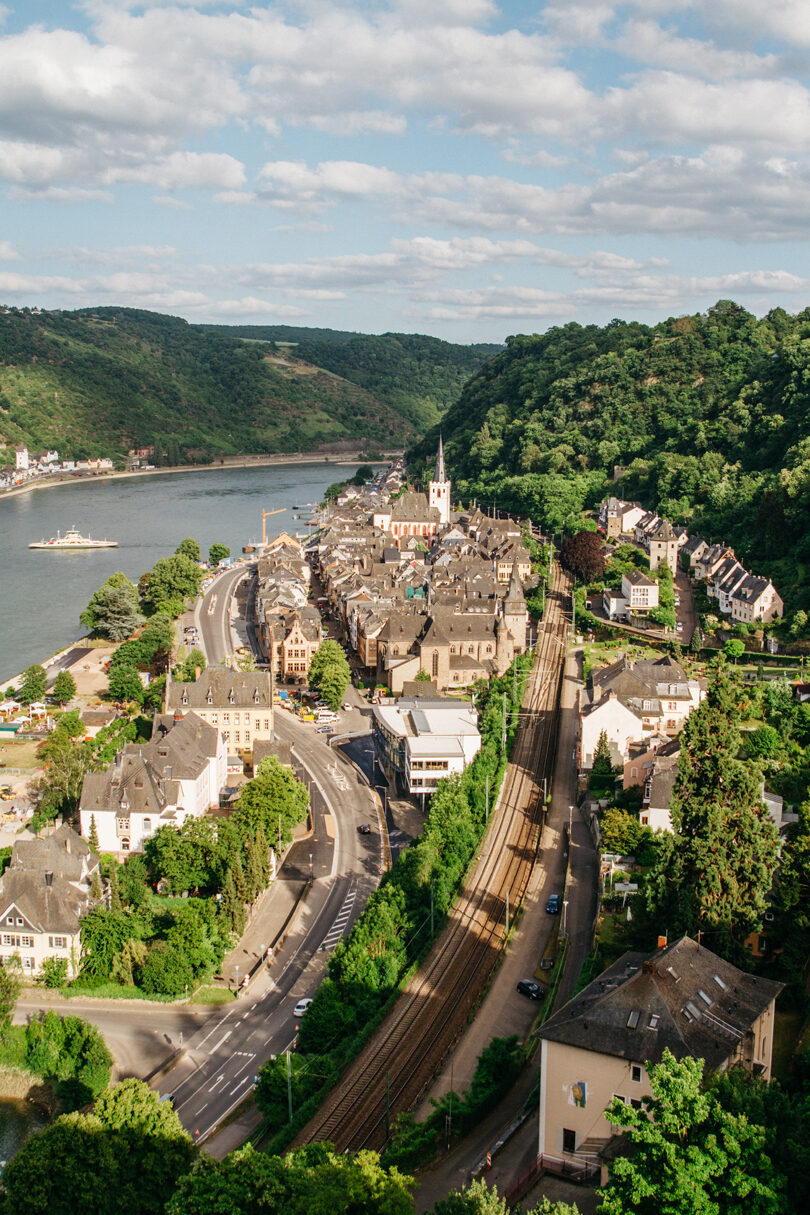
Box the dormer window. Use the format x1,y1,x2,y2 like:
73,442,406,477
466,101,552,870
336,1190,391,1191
181,691,188,706
228,689,235,704
206,691,214,705
253,689,261,703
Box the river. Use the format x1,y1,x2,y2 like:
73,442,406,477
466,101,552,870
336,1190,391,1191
0,461,376,683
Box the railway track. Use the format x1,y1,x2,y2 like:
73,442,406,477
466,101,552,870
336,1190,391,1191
296,563,572,1152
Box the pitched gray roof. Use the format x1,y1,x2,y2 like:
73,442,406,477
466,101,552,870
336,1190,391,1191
539,936,782,1071
167,667,273,710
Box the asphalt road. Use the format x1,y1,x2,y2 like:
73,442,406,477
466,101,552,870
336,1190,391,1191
150,561,381,1140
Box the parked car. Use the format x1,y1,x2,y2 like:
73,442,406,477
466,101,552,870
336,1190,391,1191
293,997,313,1018
342,703,352,711
676,622,683,632
516,979,546,1001
316,725,331,733
358,823,372,834
546,894,562,914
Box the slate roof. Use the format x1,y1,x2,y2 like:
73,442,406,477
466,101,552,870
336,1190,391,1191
167,667,273,710
623,569,656,588
730,575,774,605
539,936,783,1071
390,492,439,523
651,519,676,541
11,825,92,884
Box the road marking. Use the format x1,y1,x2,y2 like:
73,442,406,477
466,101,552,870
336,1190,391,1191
231,1052,256,1077
322,813,335,838
208,1074,226,1092
209,1030,233,1052
229,1074,254,1097
318,890,357,951
196,1102,209,1114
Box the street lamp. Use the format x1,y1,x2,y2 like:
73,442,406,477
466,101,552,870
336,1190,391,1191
234,964,240,994
562,900,569,938
309,852,313,883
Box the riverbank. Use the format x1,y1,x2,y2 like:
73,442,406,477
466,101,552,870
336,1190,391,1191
0,448,400,503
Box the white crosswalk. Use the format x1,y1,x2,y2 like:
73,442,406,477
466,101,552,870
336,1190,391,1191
319,890,357,951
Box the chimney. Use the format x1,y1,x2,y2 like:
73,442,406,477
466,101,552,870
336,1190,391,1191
174,711,183,724
64,835,71,853
657,935,668,950
45,872,53,887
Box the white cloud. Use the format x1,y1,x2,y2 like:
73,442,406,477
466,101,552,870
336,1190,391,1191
615,19,780,79
0,239,18,260
152,195,194,211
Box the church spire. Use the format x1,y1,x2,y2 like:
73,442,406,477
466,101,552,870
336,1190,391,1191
505,559,525,605
434,434,447,484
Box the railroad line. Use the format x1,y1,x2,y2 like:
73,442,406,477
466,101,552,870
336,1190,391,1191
296,563,571,1152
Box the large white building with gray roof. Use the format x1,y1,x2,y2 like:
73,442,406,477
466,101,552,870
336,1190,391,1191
372,697,481,796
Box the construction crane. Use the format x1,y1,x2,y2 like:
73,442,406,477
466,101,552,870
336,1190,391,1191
261,507,286,546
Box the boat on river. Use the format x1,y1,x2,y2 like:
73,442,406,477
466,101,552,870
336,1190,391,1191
29,527,118,550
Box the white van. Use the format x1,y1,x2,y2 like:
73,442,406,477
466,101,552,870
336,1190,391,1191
316,710,338,723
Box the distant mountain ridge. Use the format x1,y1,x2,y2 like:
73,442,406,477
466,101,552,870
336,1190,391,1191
0,307,500,465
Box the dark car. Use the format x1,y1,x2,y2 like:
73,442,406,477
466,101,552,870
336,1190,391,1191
358,823,372,834
516,979,546,1001
546,894,562,914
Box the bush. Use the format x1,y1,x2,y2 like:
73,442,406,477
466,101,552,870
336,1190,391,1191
138,942,195,997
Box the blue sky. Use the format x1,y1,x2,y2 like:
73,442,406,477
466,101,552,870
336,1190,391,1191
1,0,809,342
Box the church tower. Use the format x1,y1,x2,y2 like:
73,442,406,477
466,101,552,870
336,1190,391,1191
502,562,529,653
428,435,451,525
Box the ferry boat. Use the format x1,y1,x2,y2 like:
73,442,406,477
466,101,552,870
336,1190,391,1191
29,526,118,550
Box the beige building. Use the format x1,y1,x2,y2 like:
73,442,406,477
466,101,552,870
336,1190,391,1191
166,667,274,754
0,826,99,978
538,937,782,1167
729,575,784,624
648,519,679,576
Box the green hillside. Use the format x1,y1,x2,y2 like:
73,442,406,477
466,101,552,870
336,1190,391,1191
0,307,497,464
197,324,502,432
409,301,810,613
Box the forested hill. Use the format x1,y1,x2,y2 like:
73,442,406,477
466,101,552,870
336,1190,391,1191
0,307,498,464
409,301,810,613
196,324,502,433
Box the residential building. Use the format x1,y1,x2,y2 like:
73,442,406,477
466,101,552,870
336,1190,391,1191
79,711,226,856
372,697,481,796
578,655,704,769
14,445,28,471
729,576,784,624
0,825,99,978
166,667,274,752
537,937,783,1164
598,498,646,540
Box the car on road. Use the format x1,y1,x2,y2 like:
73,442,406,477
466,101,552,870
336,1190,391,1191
516,979,546,1001
316,725,331,733
342,703,352,711
676,622,683,631
546,893,562,914
358,823,372,834
293,998,313,1018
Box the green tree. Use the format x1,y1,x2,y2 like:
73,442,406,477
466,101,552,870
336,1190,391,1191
725,638,745,663
209,542,230,565
0,954,22,1039
79,906,132,981
145,553,203,613
431,1178,506,1215
308,639,351,711
51,669,77,706
747,724,781,758
598,1049,785,1215
106,662,144,705
38,955,69,988
175,537,201,562
643,662,779,948
18,663,47,704
80,573,142,640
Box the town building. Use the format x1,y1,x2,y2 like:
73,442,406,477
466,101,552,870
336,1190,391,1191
0,825,99,978
598,498,646,540
166,667,274,753
537,936,783,1165
729,576,784,624
648,519,679,577
428,436,451,525
578,655,704,770
372,697,481,796
79,711,226,856
603,571,660,622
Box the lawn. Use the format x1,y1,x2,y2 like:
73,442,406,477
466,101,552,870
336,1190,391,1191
190,986,236,1005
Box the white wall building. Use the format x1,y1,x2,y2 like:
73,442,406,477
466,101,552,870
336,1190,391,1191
372,697,481,795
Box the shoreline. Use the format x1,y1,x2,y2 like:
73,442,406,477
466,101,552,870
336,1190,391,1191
0,449,398,504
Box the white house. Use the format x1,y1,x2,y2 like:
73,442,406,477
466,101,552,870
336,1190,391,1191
15,445,28,471
0,825,99,978
372,697,481,796
79,711,226,857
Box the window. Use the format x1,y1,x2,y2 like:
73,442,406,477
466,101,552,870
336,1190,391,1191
630,1098,642,1109
698,989,713,1007
15,917,23,926
264,719,270,731
613,1094,627,1105
2,934,18,946
20,936,33,948
562,1128,576,1154
627,1010,640,1029
223,713,230,724
235,732,240,744
121,838,130,851
143,817,152,834
244,731,250,742
631,1065,642,1083
648,1014,660,1030
49,936,67,949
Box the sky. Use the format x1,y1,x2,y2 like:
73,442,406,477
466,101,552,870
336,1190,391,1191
1,0,810,343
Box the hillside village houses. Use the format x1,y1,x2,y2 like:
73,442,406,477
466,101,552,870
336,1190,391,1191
598,496,783,624
0,445,115,492
0,825,100,978
537,936,782,1167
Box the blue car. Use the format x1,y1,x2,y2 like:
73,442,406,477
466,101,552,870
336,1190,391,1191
546,894,561,914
